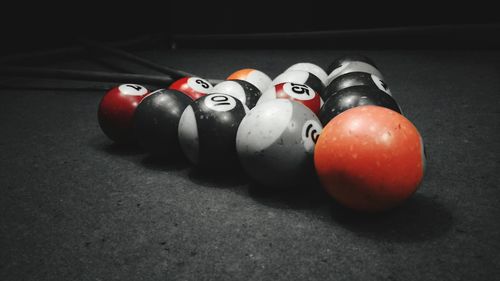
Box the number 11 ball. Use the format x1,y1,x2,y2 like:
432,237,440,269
178,94,248,169
236,99,323,188
314,106,426,212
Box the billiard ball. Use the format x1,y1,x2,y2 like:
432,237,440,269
209,79,262,109
227,68,272,93
236,99,323,188
178,93,248,169
326,55,383,85
285,62,328,86
132,89,192,157
168,76,213,100
258,82,321,115
319,86,401,126
272,70,324,96
98,83,149,144
322,72,391,101
314,105,426,212
326,54,377,74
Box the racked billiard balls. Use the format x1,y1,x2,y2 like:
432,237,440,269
319,86,401,126
322,72,391,101
326,55,383,85
132,89,192,157
178,93,248,169
98,83,149,144
169,76,213,100
258,82,321,115
314,105,426,212
285,62,328,86
209,79,262,109
236,99,322,188
227,68,272,93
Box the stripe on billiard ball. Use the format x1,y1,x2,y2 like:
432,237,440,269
285,62,328,86
327,54,378,74
319,86,401,126
258,82,321,115
326,61,384,86
210,79,262,109
226,68,272,94
178,94,248,169
323,72,392,101
272,70,324,96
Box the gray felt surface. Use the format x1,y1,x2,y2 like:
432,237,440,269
0,49,499,281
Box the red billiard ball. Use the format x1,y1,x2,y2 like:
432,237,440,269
98,84,149,144
314,106,426,212
168,77,213,100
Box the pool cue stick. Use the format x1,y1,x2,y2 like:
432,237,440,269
0,66,173,86
79,38,223,85
0,35,157,65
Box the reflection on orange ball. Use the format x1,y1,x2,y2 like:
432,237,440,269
314,105,426,212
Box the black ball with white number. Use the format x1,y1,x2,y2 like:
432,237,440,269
319,86,402,126
178,93,248,169
323,72,392,101
132,89,192,157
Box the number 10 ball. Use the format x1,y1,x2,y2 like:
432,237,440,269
178,94,248,169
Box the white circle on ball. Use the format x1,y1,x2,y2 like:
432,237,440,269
282,83,315,101
301,119,322,153
210,81,246,105
371,74,392,95
119,84,148,96
187,77,213,93
204,94,237,112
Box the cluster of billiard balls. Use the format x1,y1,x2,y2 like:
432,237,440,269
98,55,426,212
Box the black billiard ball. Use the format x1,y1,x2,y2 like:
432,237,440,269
319,86,402,126
322,72,391,101
326,54,378,74
178,93,248,169
132,89,192,156
326,55,383,85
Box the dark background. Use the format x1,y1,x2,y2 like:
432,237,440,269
1,2,499,53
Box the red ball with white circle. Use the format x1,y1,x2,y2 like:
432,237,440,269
258,82,321,115
98,83,149,143
168,77,213,100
